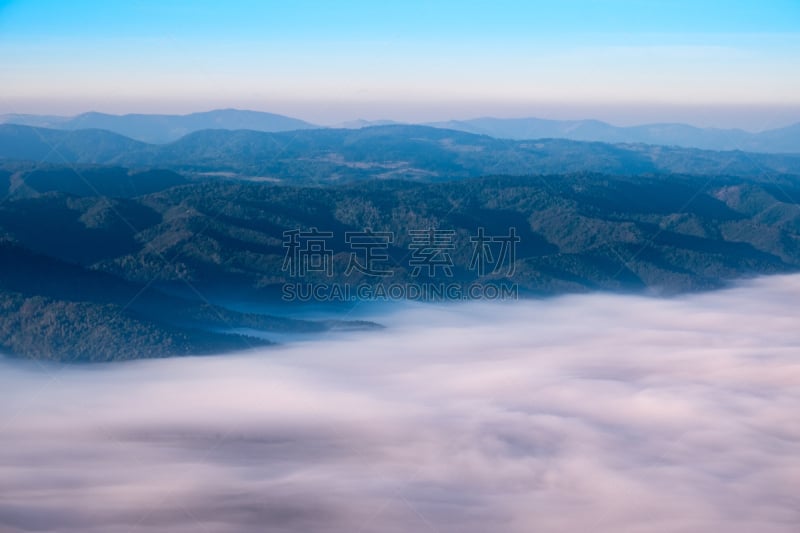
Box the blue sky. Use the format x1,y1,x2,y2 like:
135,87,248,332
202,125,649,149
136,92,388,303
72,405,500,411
1,0,799,128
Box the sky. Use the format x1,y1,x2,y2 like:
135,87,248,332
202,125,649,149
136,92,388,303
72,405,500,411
2,274,800,532
1,0,799,128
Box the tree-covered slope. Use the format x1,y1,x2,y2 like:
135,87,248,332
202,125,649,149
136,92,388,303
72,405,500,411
1,173,797,299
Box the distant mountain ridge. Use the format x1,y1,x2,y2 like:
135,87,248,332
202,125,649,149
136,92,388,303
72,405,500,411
0,109,316,143
1,109,798,152
427,117,800,154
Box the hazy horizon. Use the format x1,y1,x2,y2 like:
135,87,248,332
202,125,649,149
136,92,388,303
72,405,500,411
4,103,800,133
2,0,799,130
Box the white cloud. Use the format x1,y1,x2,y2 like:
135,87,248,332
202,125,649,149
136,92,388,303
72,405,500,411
1,275,800,532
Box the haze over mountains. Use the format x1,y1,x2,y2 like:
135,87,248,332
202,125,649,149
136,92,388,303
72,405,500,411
1,109,798,152
0,109,316,144
429,117,800,154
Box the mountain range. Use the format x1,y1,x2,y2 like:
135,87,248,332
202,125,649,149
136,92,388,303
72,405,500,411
2,123,799,184
428,117,800,154
1,109,797,152
0,109,315,144
2,112,800,361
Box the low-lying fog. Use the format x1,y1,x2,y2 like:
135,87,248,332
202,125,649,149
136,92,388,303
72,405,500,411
2,275,800,533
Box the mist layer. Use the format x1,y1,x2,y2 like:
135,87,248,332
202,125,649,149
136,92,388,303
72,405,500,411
2,275,799,532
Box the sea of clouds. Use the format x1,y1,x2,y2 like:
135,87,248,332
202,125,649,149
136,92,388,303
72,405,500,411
1,275,799,533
